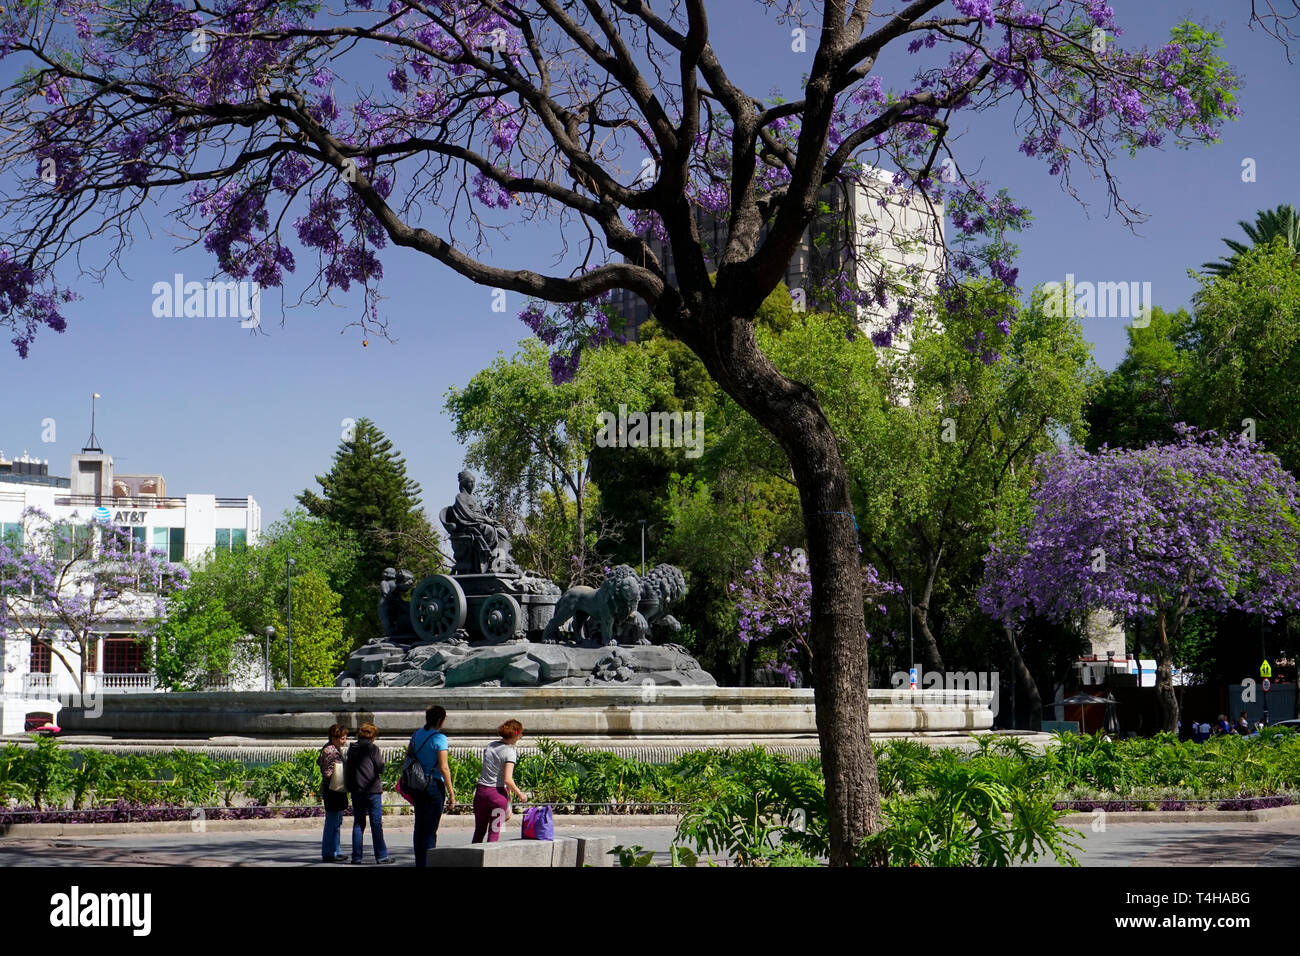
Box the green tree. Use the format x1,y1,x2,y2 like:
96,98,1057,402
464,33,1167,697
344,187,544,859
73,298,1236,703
661,471,803,680
1185,242,1300,475
299,419,441,636
266,568,349,688
1085,307,1197,452
1201,204,1300,277
446,338,671,584
152,591,248,691
154,511,362,687
676,288,1098,712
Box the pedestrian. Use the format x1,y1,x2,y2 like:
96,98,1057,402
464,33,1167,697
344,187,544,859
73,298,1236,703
472,719,530,844
409,704,455,868
1215,714,1231,736
1236,711,1251,735
318,723,350,863
346,722,391,865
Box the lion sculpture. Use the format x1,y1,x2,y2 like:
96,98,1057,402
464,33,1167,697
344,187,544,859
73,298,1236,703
543,563,687,646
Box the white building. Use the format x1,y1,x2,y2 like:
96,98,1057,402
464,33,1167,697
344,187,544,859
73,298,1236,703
0,447,262,734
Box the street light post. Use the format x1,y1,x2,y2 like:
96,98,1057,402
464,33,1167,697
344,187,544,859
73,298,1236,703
263,626,274,692
286,557,296,688
638,520,647,577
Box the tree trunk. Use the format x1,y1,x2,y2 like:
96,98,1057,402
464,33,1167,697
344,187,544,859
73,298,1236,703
1155,609,1179,733
909,547,945,672
793,428,879,866
911,604,945,674
574,487,586,583
685,312,880,866
1000,625,1042,729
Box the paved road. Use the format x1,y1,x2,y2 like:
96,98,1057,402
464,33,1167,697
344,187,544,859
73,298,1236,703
1033,820,1300,867
5,819,1300,866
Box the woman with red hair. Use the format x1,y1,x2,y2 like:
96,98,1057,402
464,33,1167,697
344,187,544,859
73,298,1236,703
472,719,529,842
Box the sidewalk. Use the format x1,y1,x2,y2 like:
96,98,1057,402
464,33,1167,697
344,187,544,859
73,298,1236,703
0,821,687,867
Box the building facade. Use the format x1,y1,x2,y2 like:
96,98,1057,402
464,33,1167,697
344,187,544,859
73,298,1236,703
0,448,261,734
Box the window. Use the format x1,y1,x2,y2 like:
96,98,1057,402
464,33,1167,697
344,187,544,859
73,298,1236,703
130,526,147,553
85,637,98,673
102,635,146,674
214,528,247,553
1,521,21,554
53,524,95,561
152,527,185,561
29,639,50,673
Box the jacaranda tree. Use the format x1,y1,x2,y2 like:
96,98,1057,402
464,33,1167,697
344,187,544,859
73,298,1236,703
732,546,898,686
0,0,1249,862
979,429,1300,733
0,509,190,696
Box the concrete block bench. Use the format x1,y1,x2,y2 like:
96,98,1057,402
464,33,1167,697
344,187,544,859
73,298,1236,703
427,835,614,867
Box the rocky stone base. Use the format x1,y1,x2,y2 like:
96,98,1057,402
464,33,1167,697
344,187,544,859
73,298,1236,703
336,638,716,689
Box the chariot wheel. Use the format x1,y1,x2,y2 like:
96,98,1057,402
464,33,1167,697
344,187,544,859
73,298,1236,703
410,574,467,641
477,593,521,642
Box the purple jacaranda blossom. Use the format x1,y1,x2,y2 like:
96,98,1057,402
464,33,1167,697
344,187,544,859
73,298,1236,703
0,0,1243,374
732,546,898,686
980,426,1300,727
0,507,189,694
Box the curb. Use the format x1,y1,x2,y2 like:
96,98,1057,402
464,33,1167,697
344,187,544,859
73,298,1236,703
0,813,682,839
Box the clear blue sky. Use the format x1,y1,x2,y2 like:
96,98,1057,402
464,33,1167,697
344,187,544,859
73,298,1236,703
1,1,1295,529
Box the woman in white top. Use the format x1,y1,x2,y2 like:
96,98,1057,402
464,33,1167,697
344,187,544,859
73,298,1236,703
471,719,530,843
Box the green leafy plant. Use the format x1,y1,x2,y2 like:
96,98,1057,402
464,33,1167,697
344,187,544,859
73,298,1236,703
18,736,73,810
863,749,1080,867
611,844,657,867
673,747,827,865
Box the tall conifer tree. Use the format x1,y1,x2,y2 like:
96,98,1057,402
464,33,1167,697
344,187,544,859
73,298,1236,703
299,419,442,638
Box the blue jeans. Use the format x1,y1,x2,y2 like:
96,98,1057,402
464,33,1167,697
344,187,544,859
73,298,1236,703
351,793,388,863
412,782,444,869
321,808,345,860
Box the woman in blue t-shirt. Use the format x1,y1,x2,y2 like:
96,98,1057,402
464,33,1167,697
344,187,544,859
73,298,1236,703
409,704,455,868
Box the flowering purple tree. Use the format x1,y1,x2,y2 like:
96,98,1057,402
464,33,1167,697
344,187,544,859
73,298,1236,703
979,429,1300,733
0,509,190,695
0,0,1248,863
733,547,898,686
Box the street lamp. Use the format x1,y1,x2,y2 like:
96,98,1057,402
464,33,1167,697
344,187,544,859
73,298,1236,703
263,626,274,692
286,557,296,688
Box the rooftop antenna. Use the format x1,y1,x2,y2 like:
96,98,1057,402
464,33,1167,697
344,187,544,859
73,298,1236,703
82,392,103,453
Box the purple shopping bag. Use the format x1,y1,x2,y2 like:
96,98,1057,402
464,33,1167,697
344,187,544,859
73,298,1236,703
521,805,554,840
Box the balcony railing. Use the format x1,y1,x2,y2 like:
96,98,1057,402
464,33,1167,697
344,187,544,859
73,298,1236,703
97,672,157,692
51,495,253,510
21,672,55,698
54,495,187,509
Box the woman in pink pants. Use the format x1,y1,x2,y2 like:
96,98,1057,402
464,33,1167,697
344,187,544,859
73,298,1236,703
472,719,530,842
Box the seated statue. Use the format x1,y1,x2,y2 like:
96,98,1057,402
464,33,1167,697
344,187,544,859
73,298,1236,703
442,471,520,575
